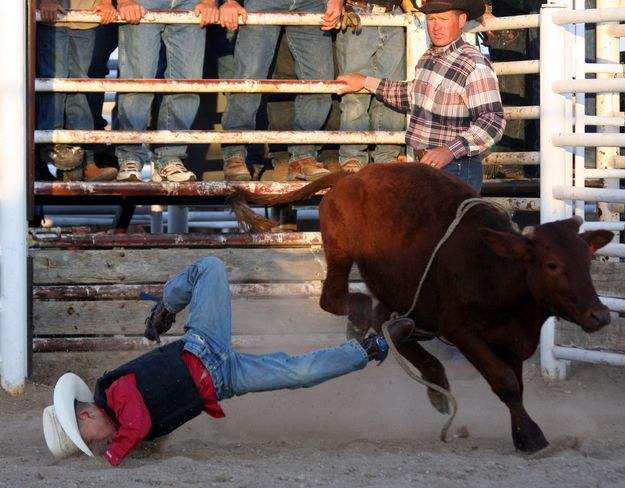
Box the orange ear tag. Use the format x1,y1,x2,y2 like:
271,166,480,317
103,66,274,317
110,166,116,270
589,244,597,255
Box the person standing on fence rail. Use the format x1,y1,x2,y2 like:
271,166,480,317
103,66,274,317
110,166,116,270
36,0,120,182
219,0,344,182
113,0,223,182
42,256,414,466
335,0,409,173
337,0,505,192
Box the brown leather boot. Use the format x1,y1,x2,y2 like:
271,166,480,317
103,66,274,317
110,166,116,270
341,159,363,173
223,157,252,181
144,301,176,343
83,162,118,182
287,157,330,181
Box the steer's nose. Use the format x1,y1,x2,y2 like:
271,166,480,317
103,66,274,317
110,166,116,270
583,308,611,333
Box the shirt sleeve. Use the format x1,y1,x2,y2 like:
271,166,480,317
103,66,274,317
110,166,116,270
375,78,413,113
102,374,152,466
447,65,506,158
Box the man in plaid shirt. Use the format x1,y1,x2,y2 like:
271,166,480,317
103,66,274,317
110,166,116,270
337,0,505,191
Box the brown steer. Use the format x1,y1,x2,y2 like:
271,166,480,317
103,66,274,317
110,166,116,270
232,163,612,453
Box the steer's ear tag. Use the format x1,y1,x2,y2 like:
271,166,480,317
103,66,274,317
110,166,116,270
589,244,598,255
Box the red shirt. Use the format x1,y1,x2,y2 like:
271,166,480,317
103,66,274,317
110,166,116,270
100,351,225,466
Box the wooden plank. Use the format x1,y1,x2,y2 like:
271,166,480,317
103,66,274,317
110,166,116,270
33,282,367,300
29,231,324,249
33,333,347,353
33,297,348,336
555,316,625,353
31,248,329,284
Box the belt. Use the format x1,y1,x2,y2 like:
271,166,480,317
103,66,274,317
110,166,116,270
346,0,400,12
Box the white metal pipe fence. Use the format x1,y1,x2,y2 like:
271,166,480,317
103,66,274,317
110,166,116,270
0,0,28,395
539,2,625,379
3,5,623,392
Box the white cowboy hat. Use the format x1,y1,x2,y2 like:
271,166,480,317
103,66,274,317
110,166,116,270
42,372,95,458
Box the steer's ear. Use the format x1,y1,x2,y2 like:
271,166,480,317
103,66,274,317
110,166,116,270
480,228,532,261
579,230,613,254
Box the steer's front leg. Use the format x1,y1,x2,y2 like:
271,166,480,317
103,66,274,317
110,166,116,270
448,328,549,453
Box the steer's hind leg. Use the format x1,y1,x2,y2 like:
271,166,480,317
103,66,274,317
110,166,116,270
395,341,452,414
319,255,372,337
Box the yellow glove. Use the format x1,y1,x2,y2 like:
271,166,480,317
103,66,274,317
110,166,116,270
401,0,418,13
339,5,362,33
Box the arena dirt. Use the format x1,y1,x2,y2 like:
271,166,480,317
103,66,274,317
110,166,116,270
2,345,625,488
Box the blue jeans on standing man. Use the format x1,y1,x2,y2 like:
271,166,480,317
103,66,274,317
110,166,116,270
335,5,406,167
115,0,206,169
163,257,368,400
36,24,96,158
442,156,484,193
221,0,334,163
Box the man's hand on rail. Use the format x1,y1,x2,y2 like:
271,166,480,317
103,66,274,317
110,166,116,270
336,73,366,95
321,0,344,31
218,0,247,30
40,0,66,24
94,0,117,25
195,0,220,27
117,0,146,24
419,146,454,169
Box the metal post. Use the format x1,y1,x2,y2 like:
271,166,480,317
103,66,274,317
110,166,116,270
595,0,621,227
405,13,427,161
150,205,164,233
0,1,28,395
539,2,569,224
167,206,189,234
539,2,570,380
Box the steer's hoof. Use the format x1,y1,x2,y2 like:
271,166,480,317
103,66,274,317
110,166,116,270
427,387,451,414
514,428,549,454
527,435,579,459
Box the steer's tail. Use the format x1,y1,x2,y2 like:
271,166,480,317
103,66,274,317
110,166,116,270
231,171,349,232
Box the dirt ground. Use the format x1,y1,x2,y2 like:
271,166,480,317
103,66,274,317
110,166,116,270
2,345,625,488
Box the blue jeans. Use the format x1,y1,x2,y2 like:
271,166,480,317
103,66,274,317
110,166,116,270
221,0,334,163
336,7,406,166
442,156,484,192
163,257,368,400
115,0,206,168
37,24,96,156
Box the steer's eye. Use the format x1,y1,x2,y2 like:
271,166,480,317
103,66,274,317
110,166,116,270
546,262,559,271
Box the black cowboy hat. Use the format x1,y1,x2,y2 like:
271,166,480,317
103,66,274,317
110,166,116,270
419,0,485,21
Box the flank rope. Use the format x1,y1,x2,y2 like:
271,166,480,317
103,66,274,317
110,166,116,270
381,197,501,443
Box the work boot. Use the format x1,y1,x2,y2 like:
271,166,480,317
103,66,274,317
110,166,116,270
287,157,330,181
223,157,252,181
341,159,363,173
360,318,414,364
144,301,176,343
83,162,118,182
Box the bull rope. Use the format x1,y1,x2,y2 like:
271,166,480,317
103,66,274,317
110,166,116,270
381,197,501,443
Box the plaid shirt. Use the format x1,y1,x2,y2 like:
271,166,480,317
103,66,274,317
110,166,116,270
375,36,505,158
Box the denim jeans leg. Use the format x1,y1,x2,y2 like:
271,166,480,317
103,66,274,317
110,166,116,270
442,157,484,192
165,257,233,353
116,23,162,163
336,12,405,165
370,20,405,163
228,340,368,397
153,22,206,166
221,23,282,161
36,24,69,130
65,28,96,136
286,24,333,160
